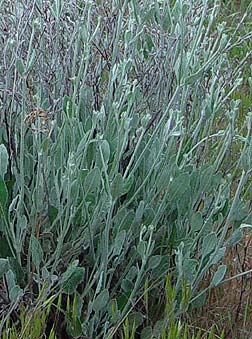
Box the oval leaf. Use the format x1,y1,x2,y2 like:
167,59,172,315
202,232,217,259
148,255,162,270
93,289,109,313
211,264,226,287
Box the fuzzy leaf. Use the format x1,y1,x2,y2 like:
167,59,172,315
63,267,85,294
111,173,123,200
30,235,43,271
5,269,16,291
148,255,162,270
0,144,8,178
112,230,126,257
137,241,146,260
202,232,217,259
128,312,144,329
96,140,110,169
169,173,190,200
211,265,226,287
191,290,206,309
62,260,85,294
191,212,203,232
84,167,101,192
10,285,23,302
182,258,198,284
226,228,243,247
93,289,109,313
135,201,145,223
0,259,9,278
122,175,134,195
16,58,24,76
211,247,226,265
0,176,8,211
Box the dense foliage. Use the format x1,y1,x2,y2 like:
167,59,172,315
0,0,252,337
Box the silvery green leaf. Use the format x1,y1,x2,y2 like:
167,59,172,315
185,70,204,85
182,258,198,284
118,210,135,231
0,144,8,177
137,241,146,260
62,260,79,282
156,167,172,191
66,317,82,338
211,265,226,287
211,247,226,265
8,195,20,213
112,230,126,257
126,266,137,281
175,242,184,277
0,176,8,211
170,130,181,137
84,167,101,192
30,235,43,271
17,215,27,232
212,171,223,187
191,290,206,309
229,201,249,222
191,212,203,232
122,175,134,195
248,77,252,89
8,258,24,283
0,259,9,278
168,173,190,200
93,289,109,313
148,255,161,270
141,327,153,339
177,188,191,215
226,228,243,247
121,278,134,293
77,136,89,155
111,173,123,200
42,267,50,280
61,260,85,294
99,140,110,165
6,269,16,292
199,166,214,192
80,169,89,181
144,208,155,224
16,58,24,76
174,57,181,81
241,150,251,172
135,201,145,223
26,50,36,73
9,285,23,302
202,232,217,259
62,267,85,294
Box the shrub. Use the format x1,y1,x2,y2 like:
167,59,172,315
0,0,251,337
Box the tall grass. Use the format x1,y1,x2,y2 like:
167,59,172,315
0,0,252,337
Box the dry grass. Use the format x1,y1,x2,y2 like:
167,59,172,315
192,229,252,338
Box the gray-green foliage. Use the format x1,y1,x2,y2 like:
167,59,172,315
0,0,251,337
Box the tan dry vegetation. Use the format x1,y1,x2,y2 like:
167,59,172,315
193,229,252,339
